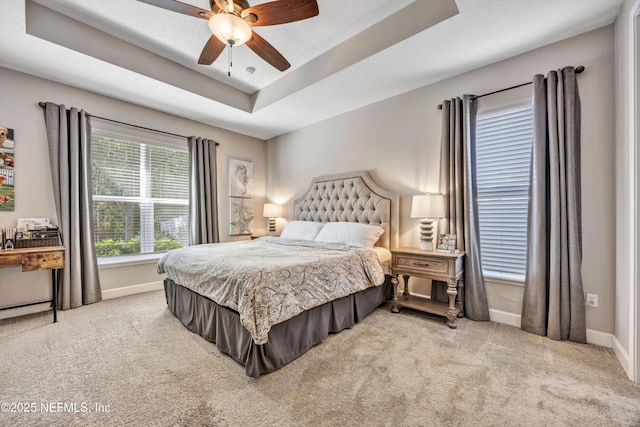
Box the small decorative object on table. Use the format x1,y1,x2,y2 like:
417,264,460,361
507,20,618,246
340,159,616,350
3,227,14,249
436,233,458,253
15,226,61,248
1,225,12,249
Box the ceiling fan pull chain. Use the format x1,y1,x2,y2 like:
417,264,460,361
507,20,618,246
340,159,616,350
228,45,232,77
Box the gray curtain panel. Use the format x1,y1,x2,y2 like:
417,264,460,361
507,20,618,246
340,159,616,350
188,136,219,245
437,96,490,321
521,67,586,343
43,102,102,309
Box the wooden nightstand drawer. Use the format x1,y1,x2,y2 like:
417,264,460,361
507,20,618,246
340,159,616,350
395,255,448,274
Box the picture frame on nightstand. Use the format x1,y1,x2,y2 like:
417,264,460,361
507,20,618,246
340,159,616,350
436,233,458,253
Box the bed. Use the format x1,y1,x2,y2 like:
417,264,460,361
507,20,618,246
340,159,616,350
158,170,399,377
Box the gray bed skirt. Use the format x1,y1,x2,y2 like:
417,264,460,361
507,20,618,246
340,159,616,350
164,277,393,377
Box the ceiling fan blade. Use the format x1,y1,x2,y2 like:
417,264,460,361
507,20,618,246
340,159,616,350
198,35,226,65
246,31,290,71
241,0,319,26
136,0,211,19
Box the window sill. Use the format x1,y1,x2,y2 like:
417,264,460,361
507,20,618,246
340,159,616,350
98,253,164,269
483,272,525,287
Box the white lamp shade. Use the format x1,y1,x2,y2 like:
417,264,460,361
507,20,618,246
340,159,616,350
410,193,445,219
262,203,281,218
209,13,252,46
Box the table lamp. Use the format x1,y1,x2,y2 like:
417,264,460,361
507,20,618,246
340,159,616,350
262,203,282,234
410,193,445,250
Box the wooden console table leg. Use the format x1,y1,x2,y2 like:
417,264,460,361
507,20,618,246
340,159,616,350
391,274,400,313
456,277,465,318
402,275,410,296
446,279,458,328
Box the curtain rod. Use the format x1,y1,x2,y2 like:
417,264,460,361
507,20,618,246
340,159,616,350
436,65,585,110
38,101,219,145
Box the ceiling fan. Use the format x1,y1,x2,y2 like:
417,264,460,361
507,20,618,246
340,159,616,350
137,0,319,74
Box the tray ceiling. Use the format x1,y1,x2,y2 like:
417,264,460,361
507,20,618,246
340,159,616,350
0,0,623,139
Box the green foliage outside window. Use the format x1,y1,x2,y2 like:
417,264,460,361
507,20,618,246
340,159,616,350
94,237,183,257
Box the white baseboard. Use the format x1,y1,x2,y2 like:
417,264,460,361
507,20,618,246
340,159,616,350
586,329,613,348
488,308,613,348
489,309,521,328
0,303,51,320
612,336,632,379
101,281,164,300
0,282,164,321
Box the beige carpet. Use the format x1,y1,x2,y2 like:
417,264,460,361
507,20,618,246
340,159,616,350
0,290,639,427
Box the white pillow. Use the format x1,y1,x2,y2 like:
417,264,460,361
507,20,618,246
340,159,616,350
314,222,384,249
280,221,326,241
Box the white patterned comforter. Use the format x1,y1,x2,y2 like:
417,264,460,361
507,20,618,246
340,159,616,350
157,237,385,344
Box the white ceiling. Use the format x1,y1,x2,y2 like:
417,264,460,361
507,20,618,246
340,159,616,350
0,0,624,140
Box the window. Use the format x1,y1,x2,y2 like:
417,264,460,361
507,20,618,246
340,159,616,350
91,133,189,258
475,102,533,283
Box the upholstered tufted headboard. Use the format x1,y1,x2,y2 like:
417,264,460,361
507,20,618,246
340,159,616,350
293,171,399,250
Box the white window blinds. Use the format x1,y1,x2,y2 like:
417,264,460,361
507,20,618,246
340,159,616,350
91,133,189,257
476,102,533,281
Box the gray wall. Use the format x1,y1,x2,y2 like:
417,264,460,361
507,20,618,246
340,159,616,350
0,66,267,317
267,26,616,335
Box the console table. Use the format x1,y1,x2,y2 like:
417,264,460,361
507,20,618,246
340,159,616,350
0,246,65,322
391,247,465,328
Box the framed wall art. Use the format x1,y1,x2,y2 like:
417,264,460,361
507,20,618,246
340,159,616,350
228,158,253,198
229,197,253,235
0,126,15,211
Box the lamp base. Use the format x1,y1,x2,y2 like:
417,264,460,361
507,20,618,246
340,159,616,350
420,241,433,251
418,218,438,251
419,240,434,251
268,218,276,234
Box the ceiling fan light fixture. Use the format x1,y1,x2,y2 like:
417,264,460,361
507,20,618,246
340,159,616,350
208,13,252,46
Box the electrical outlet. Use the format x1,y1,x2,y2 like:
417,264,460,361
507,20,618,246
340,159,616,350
586,293,599,308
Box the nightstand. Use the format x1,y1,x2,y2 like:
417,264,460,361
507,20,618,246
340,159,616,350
391,247,465,328
250,235,266,240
